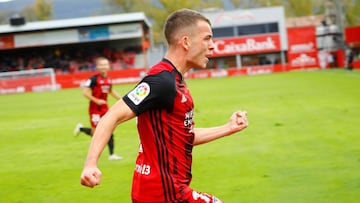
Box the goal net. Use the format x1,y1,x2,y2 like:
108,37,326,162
0,68,58,95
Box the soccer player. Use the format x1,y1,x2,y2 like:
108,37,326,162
74,56,123,161
80,9,249,202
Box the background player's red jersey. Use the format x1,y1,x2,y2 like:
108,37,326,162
84,73,112,115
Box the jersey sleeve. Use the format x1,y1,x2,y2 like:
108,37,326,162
84,75,97,88
123,71,177,115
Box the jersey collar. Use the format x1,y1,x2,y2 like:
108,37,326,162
162,58,184,80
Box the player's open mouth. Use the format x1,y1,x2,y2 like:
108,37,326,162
204,57,209,63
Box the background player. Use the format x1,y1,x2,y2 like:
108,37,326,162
80,9,248,202
74,56,123,161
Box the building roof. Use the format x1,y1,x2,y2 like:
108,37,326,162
0,12,151,35
286,15,325,28
203,6,286,27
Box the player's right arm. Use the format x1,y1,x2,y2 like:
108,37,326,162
80,99,136,188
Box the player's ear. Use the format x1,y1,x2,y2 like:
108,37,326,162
181,35,190,51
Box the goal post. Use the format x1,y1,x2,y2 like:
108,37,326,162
0,68,58,95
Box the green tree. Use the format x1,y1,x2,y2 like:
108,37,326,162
104,0,223,44
34,0,52,21
341,0,360,26
19,5,37,22
230,0,359,26
0,11,5,24
231,0,316,17
19,0,52,22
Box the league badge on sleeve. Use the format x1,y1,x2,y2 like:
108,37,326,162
128,82,150,105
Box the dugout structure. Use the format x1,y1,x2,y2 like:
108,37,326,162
0,12,151,94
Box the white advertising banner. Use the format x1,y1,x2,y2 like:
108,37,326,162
109,23,143,40
14,29,78,48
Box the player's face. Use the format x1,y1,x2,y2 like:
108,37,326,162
186,20,214,69
96,59,110,75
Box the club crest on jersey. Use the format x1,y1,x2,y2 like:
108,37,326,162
128,82,150,105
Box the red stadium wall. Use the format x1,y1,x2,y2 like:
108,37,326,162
345,25,360,69
0,68,146,95
185,64,289,79
287,26,319,69
0,64,301,95
0,75,54,94
353,61,360,69
56,68,146,89
345,25,360,48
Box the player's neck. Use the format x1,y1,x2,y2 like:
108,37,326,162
164,53,189,76
99,72,107,77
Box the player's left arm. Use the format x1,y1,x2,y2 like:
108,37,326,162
193,111,248,146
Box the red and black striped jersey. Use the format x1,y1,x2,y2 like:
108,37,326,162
123,59,195,202
84,73,112,115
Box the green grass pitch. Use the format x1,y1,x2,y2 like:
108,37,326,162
0,69,359,203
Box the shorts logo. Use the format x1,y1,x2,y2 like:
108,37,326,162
128,82,150,105
192,191,211,203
